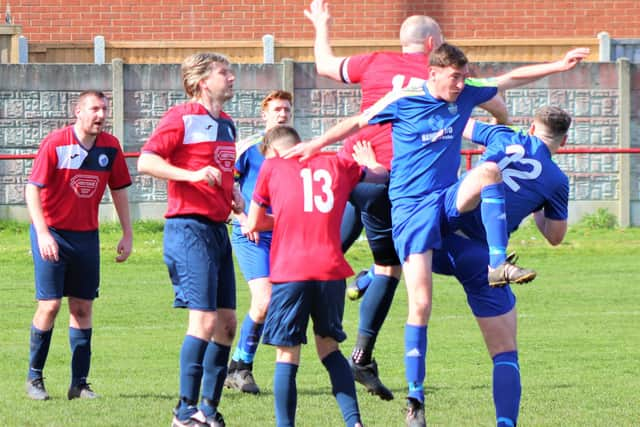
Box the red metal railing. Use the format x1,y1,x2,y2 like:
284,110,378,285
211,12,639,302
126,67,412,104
2,148,640,171
460,147,640,170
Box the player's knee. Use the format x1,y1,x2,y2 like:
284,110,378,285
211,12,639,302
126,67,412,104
479,161,502,184
216,310,237,343
35,300,62,321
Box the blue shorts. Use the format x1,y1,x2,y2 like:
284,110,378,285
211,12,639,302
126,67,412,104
441,180,486,242
392,189,447,263
231,225,271,282
30,225,100,300
432,232,515,317
262,280,347,347
163,216,236,311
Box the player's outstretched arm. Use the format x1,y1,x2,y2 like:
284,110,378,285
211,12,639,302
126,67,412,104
533,210,567,246
247,201,274,232
304,0,345,81
281,113,365,160
111,187,133,262
493,47,590,91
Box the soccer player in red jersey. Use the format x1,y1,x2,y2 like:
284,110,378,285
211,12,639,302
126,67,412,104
25,90,133,401
247,126,386,427
138,52,239,427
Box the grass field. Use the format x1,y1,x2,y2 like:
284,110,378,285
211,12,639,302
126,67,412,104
0,219,639,426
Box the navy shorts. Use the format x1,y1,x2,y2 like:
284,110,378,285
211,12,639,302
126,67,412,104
163,216,236,311
348,181,400,266
30,225,100,300
231,225,271,282
262,279,347,347
432,233,516,318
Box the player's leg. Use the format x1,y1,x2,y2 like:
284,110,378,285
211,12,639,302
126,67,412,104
164,218,217,426
65,229,100,400
313,279,362,427
226,278,269,393
448,233,520,427
200,224,237,425
476,312,520,427
349,182,399,400
456,163,534,286
263,280,313,427
341,199,364,253
27,225,66,400
228,227,271,394
402,251,432,427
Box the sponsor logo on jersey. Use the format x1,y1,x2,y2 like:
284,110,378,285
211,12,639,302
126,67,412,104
70,174,99,198
215,146,236,172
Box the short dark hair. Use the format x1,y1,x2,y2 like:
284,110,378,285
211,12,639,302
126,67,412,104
534,106,572,137
260,125,301,156
76,90,107,107
429,42,468,69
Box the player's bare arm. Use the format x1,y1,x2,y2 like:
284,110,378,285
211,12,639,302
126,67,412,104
246,201,274,232
477,94,509,124
533,209,567,246
25,183,59,262
281,114,365,160
494,47,590,91
111,187,133,263
137,152,222,186
304,0,345,81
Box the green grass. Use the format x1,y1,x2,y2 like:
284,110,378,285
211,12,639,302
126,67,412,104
1,220,639,426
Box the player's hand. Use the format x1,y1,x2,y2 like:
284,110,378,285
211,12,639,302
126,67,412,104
304,0,331,29
192,165,222,187
559,47,590,71
115,233,132,262
37,230,59,262
352,140,379,168
231,183,245,214
241,225,260,244
281,140,322,161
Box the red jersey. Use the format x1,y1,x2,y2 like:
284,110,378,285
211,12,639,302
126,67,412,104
28,126,131,231
253,153,362,282
338,51,430,170
142,102,236,222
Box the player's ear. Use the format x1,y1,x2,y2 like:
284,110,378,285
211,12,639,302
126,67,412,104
528,123,536,135
560,134,568,147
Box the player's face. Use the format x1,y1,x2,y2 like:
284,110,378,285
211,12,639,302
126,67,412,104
199,62,235,103
430,65,468,103
262,99,292,130
75,95,108,136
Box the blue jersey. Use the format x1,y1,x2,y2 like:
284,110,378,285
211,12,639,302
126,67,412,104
366,79,497,204
450,122,569,241
233,133,272,235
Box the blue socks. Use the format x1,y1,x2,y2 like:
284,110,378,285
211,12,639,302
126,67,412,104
232,315,264,364
28,325,53,380
493,351,521,427
359,274,399,337
481,183,508,268
274,362,298,427
177,335,208,419
322,351,361,427
200,342,230,417
69,327,92,387
405,324,427,403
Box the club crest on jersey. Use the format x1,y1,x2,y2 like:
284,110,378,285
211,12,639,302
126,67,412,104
214,146,235,172
98,154,109,167
70,174,99,198
447,103,458,115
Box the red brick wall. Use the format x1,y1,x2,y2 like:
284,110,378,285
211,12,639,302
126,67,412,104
10,0,640,43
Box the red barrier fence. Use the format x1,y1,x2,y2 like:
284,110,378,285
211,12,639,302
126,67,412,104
2,148,640,171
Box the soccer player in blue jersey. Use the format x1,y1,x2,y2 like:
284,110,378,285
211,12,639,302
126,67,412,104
286,43,587,426
431,105,572,427
225,90,293,394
